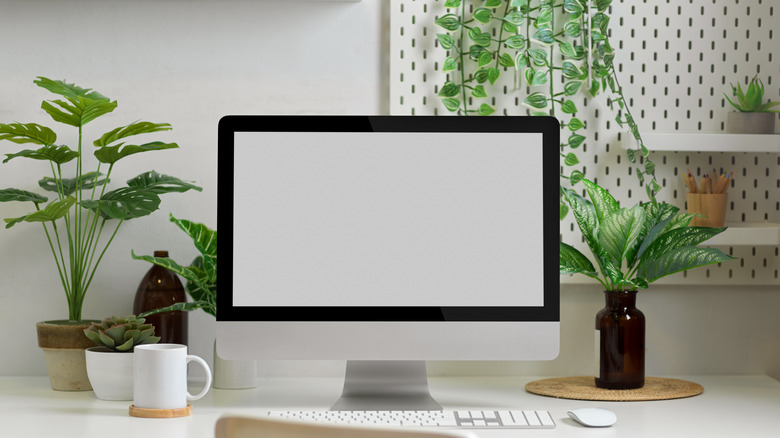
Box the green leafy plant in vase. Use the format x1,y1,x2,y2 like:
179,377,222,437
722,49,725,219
0,77,201,390
559,179,735,389
724,76,779,134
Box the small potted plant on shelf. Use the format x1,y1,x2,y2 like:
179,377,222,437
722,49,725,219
559,179,735,390
0,77,201,391
83,315,161,401
724,75,780,134
133,214,252,389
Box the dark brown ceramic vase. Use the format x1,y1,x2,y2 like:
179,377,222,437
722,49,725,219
595,290,645,389
133,250,188,345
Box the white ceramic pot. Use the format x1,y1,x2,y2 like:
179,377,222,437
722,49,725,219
85,346,134,400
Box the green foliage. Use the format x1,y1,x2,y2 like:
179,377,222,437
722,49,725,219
133,214,217,318
560,178,735,291
433,0,660,207
725,76,780,113
83,315,161,352
0,77,202,321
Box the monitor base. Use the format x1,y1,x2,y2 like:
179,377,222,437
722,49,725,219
330,360,443,411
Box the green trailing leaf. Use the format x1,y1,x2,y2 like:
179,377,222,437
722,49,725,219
438,82,461,98
478,103,496,116
435,14,460,31
0,189,47,204
0,122,57,146
80,187,161,220
3,145,78,165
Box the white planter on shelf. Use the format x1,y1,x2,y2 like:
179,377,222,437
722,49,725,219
726,112,776,134
85,346,134,401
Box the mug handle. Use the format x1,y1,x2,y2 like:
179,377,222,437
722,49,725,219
186,354,213,402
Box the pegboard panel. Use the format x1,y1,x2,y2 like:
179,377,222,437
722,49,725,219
390,0,780,285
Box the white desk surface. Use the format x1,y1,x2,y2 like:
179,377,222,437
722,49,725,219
2,375,779,438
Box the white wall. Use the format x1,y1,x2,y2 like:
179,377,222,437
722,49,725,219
1,0,778,383
0,0,387,376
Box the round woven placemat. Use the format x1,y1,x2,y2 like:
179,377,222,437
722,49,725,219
525,376,703,401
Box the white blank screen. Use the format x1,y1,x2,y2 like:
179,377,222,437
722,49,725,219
233,132,544,307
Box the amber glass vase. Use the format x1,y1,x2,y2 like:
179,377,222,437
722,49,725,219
595,290,645,389
133,250,188,345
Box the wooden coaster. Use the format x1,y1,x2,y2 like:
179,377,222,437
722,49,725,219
129,404,192,418
525,376,703,402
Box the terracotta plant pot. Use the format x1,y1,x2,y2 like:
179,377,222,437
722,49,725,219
36,320,97,391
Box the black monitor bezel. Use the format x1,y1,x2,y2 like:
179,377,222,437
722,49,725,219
217,115,560,322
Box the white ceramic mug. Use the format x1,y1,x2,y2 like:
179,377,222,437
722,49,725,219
133,344,212,410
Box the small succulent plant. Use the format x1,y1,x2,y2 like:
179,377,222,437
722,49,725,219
725,76,780,113
83,315,161,352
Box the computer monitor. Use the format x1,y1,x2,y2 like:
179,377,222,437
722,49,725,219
216,115,560,410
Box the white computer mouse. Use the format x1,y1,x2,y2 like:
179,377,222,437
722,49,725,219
567,407,617,427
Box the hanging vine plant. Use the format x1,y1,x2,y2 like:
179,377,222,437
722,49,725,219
434,0,660,214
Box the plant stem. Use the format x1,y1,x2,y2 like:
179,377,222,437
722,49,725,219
459,0,468,114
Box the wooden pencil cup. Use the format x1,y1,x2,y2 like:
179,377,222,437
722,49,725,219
687,193,727,227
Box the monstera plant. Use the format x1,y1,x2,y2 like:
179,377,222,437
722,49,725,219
0,77,201,322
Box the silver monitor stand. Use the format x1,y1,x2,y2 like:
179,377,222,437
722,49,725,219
330,360,443,411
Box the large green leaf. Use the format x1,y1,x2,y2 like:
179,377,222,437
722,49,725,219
0,189,47,203
641,246,735,283
138,300,215,318
185,256,217,317
637,226,729,276
41,96,117,128
582,178,619,223
94,121,173,147
0,122,56,146
170,215,216,282
560,242,598,278
38,172,108,196
3,145,78,165
34,77,109,101
560,187,599,253
79,187,160,220
598,206,646,268
125,171,202,194
4,196,76,228
131,250,211,292
93,141,178,164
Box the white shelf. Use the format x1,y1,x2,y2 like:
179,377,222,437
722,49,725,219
637,132,780,153
704,222,780,246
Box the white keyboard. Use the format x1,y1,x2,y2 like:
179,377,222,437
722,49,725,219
266,410,556,429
